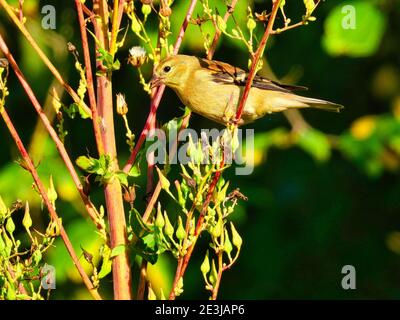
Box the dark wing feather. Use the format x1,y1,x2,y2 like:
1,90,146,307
199,58,307,93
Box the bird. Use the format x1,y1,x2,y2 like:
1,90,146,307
150,54,343,125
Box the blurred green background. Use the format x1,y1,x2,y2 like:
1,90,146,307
1,0,400,299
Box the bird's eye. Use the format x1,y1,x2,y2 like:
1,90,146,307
163,66,171,73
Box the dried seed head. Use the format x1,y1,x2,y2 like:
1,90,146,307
160,0,171,17
128,46,147,67
0,58,9,69
140,0,153,5
116,93,128,116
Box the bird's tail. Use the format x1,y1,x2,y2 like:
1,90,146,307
293,96,344,113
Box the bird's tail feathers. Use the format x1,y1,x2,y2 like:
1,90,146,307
294,96,344,113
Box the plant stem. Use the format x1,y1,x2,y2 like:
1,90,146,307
75,0,105,155
168,0,240,300
123,0,199,173
0,0,91,117
207,0,238,59
0,108,101,300
94,0,132,300
211,252,224,300
0,34,101,230
110,0,126,56
169,163,223,300
170,0,282,299
234,0,282,123
136,86,157,300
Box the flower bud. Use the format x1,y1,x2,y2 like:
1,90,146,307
22,201,32,231
223,229,233,260
116,93,128,116
230,222,242,248
163,212,174,237
6,217,15,235
212,216,223,238
155,203,165,229
160,0,171,17
142,4,152,16
176,216,186,241
200,251,210,276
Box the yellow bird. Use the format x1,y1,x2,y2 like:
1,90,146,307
150,55,343,125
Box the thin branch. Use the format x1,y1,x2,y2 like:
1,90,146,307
207,0,238,59
0,108,102,300
0,0,91,117
123,0,199,173
211,252,224,300
169,0,283,300
75,0,104,155
234,0,282,123
110,0,126,56
93,0,132,300
0,34,102,230
169,162,223,300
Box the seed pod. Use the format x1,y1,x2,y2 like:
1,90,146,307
163,212,174,237
200,251,210,276
116,93,128,116
176,216,186,241
155,203,165,229
22,201,32,231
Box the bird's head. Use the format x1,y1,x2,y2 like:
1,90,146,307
150,55,196,91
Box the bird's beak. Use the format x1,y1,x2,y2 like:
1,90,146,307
149,75,163,89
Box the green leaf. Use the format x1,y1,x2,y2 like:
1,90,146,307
128,161,141,177
76,155,99,172
115,172,128,187
98,245,112,279
130,233,159,264
130,208,152,237
110,244,126,258
303,0,315,16
297,129,331,163
200,251,210,276
322,2,386,57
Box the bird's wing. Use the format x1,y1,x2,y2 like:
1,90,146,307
200,58,307,93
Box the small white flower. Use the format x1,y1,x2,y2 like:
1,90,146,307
128,46,147,67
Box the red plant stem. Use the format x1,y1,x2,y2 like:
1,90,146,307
122,0,199,173
169,163,223,300
0,108,102,300
110,0,126,56
0,0,91,117
137,88,157,300
136,261,148,300
207,0,238,60
234,0,281,123
170,0,282,299
94,0,132,300
0,34,101,229
139,0,239,219
172,0,198,55
211,252,224,300
18,0,23,22
141,113,190,223
75,0,104,155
